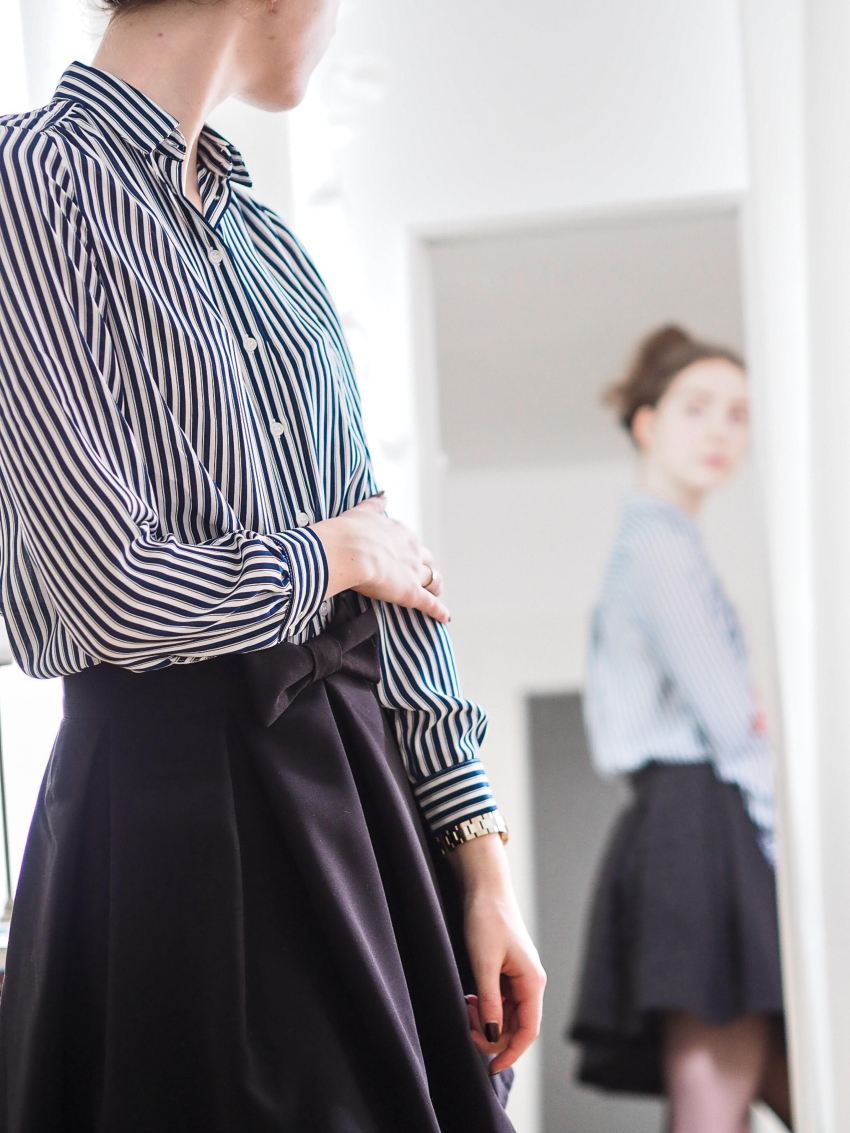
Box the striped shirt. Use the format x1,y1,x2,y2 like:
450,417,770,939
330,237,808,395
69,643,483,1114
583,490,776,861
0,58,497,835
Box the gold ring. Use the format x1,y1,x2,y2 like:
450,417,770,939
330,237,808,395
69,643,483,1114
425,564,435,589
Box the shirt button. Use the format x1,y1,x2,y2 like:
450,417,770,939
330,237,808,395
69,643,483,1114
320,600,331,617
270,421,286,437
295,509,312,526
208,248,224,265
243,335,258,352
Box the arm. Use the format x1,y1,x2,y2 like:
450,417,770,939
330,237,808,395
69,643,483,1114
633,519,775,849
372,598,499,831
314,500,545,1073
258,207,544,1073
0,127,328,669
312,499,500,833
257,204,500,834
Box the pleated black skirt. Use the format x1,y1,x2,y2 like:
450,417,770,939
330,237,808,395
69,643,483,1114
0,592,515,1132
566,759,785,1097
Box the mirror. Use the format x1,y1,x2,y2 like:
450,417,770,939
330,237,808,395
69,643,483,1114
423,202,790,1132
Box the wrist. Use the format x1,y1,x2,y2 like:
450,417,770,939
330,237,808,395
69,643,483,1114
310,515,375,596
437,809,509,856
445,826,511,895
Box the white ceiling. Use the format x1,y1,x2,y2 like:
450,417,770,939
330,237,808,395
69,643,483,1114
428,205,744,468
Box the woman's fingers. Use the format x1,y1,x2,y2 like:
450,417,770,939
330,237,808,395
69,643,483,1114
347,495,452,621
488,966,546,1075
420,555,444,596
419,592,451,624
465,994,511,1061
473,963,505,1046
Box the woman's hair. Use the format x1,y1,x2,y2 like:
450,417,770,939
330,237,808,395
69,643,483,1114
94,0,221,11
605,323,744,433
95,0,158,9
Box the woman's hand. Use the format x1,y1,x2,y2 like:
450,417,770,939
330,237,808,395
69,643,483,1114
309,493,450,623
448,834,546,1075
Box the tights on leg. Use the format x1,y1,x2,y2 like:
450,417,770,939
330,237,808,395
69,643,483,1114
758,1020,793,1130
662,1012,773,1133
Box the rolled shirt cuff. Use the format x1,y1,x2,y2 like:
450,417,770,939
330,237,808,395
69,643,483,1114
269,525,330,637
746,792,775,836
744,791,776,865
757,827,776,866
412,759,499,834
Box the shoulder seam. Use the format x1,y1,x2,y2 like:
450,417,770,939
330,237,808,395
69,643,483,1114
0,108,82,202
0,98,83,143
0,114,110,308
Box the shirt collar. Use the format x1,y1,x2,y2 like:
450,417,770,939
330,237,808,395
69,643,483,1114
52,59,253,187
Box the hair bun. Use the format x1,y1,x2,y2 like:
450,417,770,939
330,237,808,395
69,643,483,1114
637,324,692,369
603,322,742,435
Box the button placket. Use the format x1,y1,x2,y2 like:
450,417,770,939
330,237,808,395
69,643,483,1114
203,243,262,363
162,170,328,635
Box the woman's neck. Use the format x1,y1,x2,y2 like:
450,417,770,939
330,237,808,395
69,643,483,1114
90,10,243,204
637,467,705,517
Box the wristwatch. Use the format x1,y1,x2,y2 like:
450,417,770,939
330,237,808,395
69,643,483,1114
437,810,509,856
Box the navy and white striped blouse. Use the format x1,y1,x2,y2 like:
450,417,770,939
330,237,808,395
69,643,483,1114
583,490,776,862
0,58,497,835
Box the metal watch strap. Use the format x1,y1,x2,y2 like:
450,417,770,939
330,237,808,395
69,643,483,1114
437,810,509,855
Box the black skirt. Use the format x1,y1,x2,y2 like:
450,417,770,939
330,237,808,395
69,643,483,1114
0,592,515,1132
566,759,785,1097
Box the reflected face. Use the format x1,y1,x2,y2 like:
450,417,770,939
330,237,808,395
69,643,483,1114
636,358,751,494
237,0,341,110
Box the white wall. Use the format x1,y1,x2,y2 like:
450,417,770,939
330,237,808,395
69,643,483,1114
737,1,850,1129
805,1,850,1120
739,1,839,1129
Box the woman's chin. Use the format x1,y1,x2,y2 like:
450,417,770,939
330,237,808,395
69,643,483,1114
687,466,732,493
243,70,312,113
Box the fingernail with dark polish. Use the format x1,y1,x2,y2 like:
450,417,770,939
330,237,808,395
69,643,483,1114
485,1022,500,1043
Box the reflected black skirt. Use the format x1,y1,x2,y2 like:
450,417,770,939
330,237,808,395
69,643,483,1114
0,592,515,1132
566,760,785,1097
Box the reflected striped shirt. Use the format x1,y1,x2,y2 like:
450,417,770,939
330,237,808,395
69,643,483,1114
0,57,497,835
583,490,776,861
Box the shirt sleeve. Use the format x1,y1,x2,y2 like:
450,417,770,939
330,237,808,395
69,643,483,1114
0,126,328,670
632,518,776,856
370,598,497,835
252,201,500,836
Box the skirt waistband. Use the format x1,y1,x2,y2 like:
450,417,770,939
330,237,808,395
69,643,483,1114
60,591,381,724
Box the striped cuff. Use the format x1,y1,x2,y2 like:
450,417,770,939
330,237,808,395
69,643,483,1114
271,526,329,636
412,759,499,834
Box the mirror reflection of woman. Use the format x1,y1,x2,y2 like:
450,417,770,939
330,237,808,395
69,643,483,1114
567,326,792,1132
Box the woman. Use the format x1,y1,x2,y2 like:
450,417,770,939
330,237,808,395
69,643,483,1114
0,2,545,1129
566,325,791,1131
